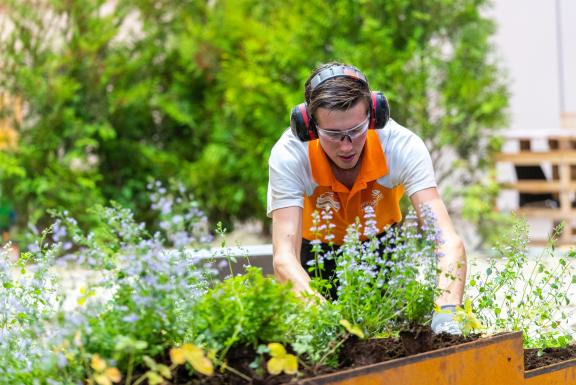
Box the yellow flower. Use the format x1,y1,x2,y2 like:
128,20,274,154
283,355,298,375
268,342,286,357
77,286,96,306
169,347,186,365
94,373,112,385
169,343,213,376
266,343,299,375
454,299,483,336
91,354,107,372
89,354,122,385
104,368,121,383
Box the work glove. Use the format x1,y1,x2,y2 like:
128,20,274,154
431,305,462,335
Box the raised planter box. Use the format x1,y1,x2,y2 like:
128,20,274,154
291,332,524,385
525,360,576,385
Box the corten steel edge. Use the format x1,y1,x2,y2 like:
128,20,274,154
525,360,576,385
288,332,525,385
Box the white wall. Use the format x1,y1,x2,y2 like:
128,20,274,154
561,0,576,113
491,0,575,129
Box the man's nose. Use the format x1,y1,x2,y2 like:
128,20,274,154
338,136,354,150
340,134,353,143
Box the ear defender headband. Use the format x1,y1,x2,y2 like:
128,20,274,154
290,65,390,142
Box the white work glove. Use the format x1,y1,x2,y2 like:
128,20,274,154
431,305,462,335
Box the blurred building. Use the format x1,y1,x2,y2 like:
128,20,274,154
492,0,576,243
492,0,575,129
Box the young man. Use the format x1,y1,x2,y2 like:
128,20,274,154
267,63,466,334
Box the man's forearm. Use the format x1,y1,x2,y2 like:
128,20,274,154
436,235,467,306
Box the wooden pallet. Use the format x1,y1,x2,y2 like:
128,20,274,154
496,128,576,245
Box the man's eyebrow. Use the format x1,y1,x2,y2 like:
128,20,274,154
321,116,369,131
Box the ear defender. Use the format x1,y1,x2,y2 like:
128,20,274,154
370,92,390,130
290,65,390,142
290,103,318,142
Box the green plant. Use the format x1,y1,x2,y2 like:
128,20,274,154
0,0,508,234
188,266,302,357
308,205,445,337
290,299,342,367
452,299,482,337
0,235,83,384
0,182,213,385
66,199,213,368
467,218,576,348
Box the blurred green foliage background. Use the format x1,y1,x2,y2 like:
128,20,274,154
0,0,508,236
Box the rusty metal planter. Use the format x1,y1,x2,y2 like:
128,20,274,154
291,332,525,385
525,359,576,385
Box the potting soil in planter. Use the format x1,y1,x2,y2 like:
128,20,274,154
170,328,480,384
339,327,479,368
524,346,576,370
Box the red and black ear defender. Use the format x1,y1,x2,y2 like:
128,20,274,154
290,65,390,142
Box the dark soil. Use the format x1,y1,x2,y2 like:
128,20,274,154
159,328,479,384
524,346,576,370
339,326,478,368
145,334,576,382
174,345,336,385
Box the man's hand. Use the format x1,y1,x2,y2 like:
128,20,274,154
431,305,462,335
410,188,467,308
272,206,315,297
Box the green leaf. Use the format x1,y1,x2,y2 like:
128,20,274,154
339,319,365,339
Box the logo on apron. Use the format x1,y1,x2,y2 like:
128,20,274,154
316,192,341,212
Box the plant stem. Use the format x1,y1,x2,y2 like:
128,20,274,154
223,364,252,382
132,373,148,385
211,355,252,383
125,352,135,385
317,334,349,367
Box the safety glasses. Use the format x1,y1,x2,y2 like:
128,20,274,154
316,115,370,142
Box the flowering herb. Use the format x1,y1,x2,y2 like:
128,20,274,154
307,209,336,296
0,181,213,384
148,180,213,249
307,204,446,337
467,219,576,348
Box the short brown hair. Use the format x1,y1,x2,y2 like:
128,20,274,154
304,62,371,119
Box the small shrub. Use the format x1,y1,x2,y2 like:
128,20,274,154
308,205,446,337
467,218,576,348
188,267,302,357
0,182,213,385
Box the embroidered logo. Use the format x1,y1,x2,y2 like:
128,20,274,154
361,189,384,212
316,192,341,212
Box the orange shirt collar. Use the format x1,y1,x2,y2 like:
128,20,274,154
308,130,388,190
